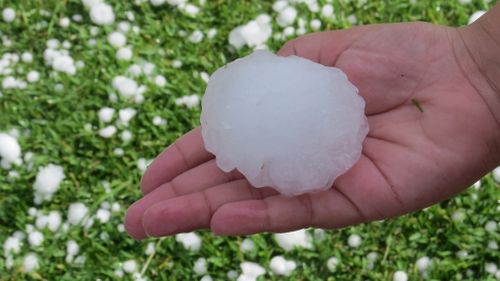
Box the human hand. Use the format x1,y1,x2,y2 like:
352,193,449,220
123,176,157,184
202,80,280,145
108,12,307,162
125,22,500,240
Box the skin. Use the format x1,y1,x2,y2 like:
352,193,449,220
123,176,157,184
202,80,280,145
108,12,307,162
124,5,500,240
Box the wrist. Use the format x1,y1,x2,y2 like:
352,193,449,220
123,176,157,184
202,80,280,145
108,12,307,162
450,6,500,164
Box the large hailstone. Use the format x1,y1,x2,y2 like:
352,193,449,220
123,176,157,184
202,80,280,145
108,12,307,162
201,50,368,196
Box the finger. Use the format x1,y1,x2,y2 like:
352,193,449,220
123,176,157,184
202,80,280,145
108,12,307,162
125,159,243,240
277,28,369,66
140,128,213,194
210,188,366,235
142,180,277,237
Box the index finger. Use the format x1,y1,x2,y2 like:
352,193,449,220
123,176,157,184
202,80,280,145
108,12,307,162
140,128,214,194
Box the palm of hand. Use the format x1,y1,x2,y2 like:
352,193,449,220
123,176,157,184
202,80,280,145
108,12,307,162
125,23,499,239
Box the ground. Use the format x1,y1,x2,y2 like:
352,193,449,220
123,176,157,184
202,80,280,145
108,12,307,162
0,0,499,280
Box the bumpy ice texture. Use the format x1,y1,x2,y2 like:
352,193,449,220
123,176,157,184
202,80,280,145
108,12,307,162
201,50,368,196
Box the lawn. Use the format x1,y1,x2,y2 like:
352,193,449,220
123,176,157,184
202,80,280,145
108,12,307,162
0,0,499,280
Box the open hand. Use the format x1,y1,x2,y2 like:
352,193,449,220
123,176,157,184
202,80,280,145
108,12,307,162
125,22,500,239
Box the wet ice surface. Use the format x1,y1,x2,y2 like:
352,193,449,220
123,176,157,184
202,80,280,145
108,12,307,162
201,50,368,196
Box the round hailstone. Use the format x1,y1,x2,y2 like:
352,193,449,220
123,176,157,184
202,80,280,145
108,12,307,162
347,234,362,248
269,256,296,276
193,257,207,275
90,3,115,25
326,257,339,272
393,271,408,281
2,8,15,23
108,31,127,48
201,50,368,196
27,71,40,82
116,47,133,61
0,133,22,166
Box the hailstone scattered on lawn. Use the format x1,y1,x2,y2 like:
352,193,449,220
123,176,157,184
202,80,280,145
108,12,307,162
201,50,368,196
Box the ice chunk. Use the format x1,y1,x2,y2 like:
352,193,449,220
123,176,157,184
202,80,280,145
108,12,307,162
201,50,368,196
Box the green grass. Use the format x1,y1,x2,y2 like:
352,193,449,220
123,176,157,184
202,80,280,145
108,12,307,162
0,0,499,280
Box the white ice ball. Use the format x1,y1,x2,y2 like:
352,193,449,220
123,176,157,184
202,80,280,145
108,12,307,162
201,50,368,196
2,8,15,23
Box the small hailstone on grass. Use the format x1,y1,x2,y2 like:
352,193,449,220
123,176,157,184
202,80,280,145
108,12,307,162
27,71,40,82
145,242,155,255
98,107,115,123
326,257,339,272
137,158,148,172
114,269,124,277
90,2,115,26
123,259,138,273
118,21,131,32
117,223,125,232
451,210,466,222
321,4,334,17
313,229,326,241
310,19,321,31
227,270,238,279
488,240,498,250
142,62,155,76
274,229,312,251
28,231,44,247
277,6,297,27
193,257,207,275
240,238,255,253
46,211,62,232
269,256,296,276
22,52,33,63
207,28,217,39
172,59,182,68
272,0,288,12
96,208,111,223
108,31,127,48
239,261,266,281
416,256,431,272
485,263,497,274
121,130,133,142
347,234,362,248
200,275,212,281
283,26,295,37
154,75,167,87
112,76,139,99
68,202,89,225
72,14,83,22
468,11,486,24
492,166,500,182
33,164,65,203
99,125,117,138
111,202,121,212
59,17,70,28
2,8,15,23
485,220,497,232
66,240,80,257
117,47,133,61
0,133,22,168
150,0,166,6
4,236,22,255
119,108,137,125
200,72,210,83
347,15,357,24
175,232,202,251
229,14,272,50
23,253,39,273
175,94,199,108
183,4,200,16
28,207,37,217
152,116,166,126
393,270,408,281
114,148,125,156
456,250,468,259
